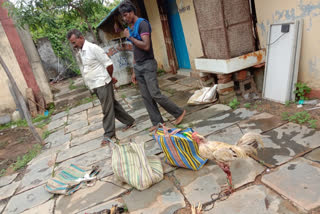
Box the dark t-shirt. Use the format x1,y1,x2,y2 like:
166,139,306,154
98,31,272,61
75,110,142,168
133,20,154,63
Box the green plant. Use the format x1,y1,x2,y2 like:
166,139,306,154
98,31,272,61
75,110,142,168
69,79,77,90
294,82,311,101
308,119,317,129
42,130,52,139
12,144,42,171
288,111,311,124
157,68,165,76
0,169,6,177
244,103,251,108
285,101,290,107
229,98,240,109
281,112,290,121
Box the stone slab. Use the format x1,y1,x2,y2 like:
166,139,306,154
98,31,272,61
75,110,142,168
71,128,104,147
134,133,162,156
181,104,231,127
67,111,87,124
0,173,18,188
173,158,264,205
78,198,124,214
57,147,111,172
93,99,101,106
0,202,6,214
44,129,71,148
57,137,103,163
123,179,185,214
192,108,257,137
101,175,132,190
29,141,70,166
257,122,320,166
206,125,244,145
69,102,93,115
88,106,103,117
65,120,88,133
238,112,286,134
94,158,113,180
71,122,103,139
47,116,67,131
0,181,20,201
17,155,54,193
207,185,303,214
4,185,52,214
117,119,153,140
55,181,127,214
88,113,103,125
51,111,67,121
304,148,320,164
20,199,55,214
262,158,320,211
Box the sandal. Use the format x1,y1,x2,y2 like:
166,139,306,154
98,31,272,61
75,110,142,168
101,136,116,146
122,121,136,131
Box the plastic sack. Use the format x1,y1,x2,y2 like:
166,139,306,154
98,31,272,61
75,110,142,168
112,141,163,191
187,85,217,105
153,124,207,171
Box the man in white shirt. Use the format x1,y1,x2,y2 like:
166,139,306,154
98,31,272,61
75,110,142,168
67,29,135,145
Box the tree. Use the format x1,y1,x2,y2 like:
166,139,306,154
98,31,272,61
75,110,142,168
3,0,120,74
5,0,114,43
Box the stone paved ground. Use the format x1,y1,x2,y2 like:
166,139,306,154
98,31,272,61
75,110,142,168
0,75,320,214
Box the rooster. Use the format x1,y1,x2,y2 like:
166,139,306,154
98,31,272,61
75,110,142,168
191,132,263,193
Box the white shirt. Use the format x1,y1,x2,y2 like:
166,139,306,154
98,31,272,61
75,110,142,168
79,40,112,90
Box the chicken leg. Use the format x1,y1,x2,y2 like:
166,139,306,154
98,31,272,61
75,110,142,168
217,162,233,194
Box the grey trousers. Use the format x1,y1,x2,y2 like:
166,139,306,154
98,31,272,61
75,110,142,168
134,59,183,126
94,82,135,138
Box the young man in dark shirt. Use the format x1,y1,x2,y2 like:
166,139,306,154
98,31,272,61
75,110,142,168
119,0,186,132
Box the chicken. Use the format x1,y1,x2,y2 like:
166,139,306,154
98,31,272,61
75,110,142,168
191,132,263,193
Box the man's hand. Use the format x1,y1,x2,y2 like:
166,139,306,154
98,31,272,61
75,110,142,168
124,29,130,39
112,77,118,84
131,72,137,84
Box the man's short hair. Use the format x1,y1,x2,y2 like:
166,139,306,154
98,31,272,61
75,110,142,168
67,29,83,39
119,0,137,15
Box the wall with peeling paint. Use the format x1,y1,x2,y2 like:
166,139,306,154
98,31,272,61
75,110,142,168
176,0,204,70
144,0,171,71
0,22,28,113
255,0,320,94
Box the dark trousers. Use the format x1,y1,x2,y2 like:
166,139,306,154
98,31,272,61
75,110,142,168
94,82,135,138
134,59,183,126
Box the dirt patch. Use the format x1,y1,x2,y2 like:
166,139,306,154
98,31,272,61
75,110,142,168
238,98,320,130
0,127,39,175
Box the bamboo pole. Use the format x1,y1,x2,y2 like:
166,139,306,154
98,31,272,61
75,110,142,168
0,55,43,144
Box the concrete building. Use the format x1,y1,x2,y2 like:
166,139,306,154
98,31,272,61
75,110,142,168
98,0,320,98
0,0,53,114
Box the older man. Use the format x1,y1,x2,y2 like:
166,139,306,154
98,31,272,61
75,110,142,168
67,29,135,145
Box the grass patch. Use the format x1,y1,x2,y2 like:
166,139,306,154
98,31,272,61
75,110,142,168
282,111,317,129
244,103,251,109
0,120,28,130
42,130,52,139
0,169,6,177
157,68,166,76
229,98,240,109
11,144,42,171
69,79,77,90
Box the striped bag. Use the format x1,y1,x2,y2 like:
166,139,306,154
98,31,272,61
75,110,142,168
112,141,163,191
45,164,99,195
153,124,207,171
